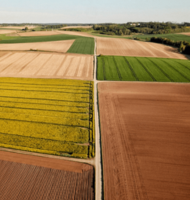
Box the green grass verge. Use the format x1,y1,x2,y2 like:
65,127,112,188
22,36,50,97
0,34,18,41
67,37,94,55
0,77,94,158
128,33,190,43
0,34,81,43
97,56,190,82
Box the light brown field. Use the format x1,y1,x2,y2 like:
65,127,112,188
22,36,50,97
0,40,74,53
99,82,190,200
0,52,93,80
179,32,190,36
0,151,94,200
61,26,92,29
18,31,62,36
0,26,37,29
58,30,93,38
97,37,188,59
0,30,17,34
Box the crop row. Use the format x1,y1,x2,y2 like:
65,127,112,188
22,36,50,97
0,96,89,107
97,56,190,82
0,132,89,158
0,101,89,113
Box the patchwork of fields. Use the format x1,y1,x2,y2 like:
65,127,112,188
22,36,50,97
1,27,190,200
98,82,190,200
0,78,94,158
0,52,93,80
97,37,187,59
0,34,94,55
97,56,190,82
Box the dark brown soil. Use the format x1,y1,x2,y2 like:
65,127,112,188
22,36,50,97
0,151,94,200
98,82,190,200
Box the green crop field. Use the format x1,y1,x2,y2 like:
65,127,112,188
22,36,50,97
0,34,80,43
97,56,190,82
67,37,94,55
0,77,94,159
0,34,95,54
128,33,190,43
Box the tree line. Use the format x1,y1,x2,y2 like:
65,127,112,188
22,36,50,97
93,22,190,36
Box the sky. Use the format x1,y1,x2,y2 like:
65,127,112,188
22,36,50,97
0,0,190,24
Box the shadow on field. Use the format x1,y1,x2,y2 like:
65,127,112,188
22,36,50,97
166,48,190,60
185,54,190,60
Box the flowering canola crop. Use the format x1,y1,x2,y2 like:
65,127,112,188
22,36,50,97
0,77,94,158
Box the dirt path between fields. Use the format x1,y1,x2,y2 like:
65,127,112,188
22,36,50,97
94,38,103,200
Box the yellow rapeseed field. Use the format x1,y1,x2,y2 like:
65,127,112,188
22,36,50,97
0,77,94,158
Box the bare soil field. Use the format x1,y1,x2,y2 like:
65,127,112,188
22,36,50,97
0,52,8,58
0,52,93,80
61,26,92,29
98,82,190,200
58,30,93,38
0,26,37,29
179,32,190,36
18,31,63,36
0,30,17,34
0,40,74,53
0,151,94,200
97,37,187,59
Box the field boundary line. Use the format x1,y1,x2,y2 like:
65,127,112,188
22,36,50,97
0,147,94,165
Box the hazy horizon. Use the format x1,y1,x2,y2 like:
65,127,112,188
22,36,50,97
1,0,190,23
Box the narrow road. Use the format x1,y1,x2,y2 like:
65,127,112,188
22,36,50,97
94,38,103,200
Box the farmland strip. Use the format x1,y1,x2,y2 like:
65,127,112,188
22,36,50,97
124,57,139,81
0,77,94,158
146,58,174,82
161,59,190,81
113,57,122,80
102,57,106,80
135,57,156,81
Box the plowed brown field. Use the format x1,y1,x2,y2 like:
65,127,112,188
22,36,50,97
179,32,190,36
18,31,63,36
97,37,187,59
58,31,93,37
98,82,190,200
0,40,74,53
0,26,36,29
0,30,17,34
0,151,94,200
0,52,93,80
61,26,92,29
